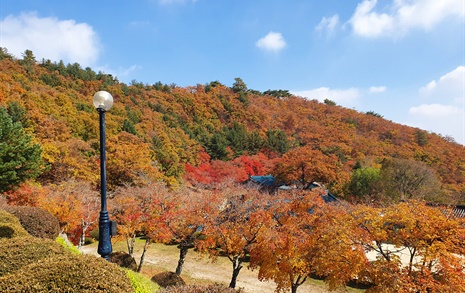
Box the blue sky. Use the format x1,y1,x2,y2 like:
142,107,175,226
1,0,464,144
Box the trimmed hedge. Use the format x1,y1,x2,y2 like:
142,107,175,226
0,209,21,224
0,210,29,238
0,254,134,292
0,236,67,277
3,206,60,239
0,222,29,238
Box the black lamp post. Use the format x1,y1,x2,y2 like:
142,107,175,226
93,90,114,260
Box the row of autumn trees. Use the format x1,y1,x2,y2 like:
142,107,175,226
7,178,464,293
111,182,465,293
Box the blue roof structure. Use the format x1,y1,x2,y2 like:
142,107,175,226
249,175,276,187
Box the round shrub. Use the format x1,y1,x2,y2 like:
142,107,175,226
3,206,60,239
110,251,138,271
151,272,186,288
0,236,67,277
0,254,134,293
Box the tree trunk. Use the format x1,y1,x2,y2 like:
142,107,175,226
127,235,135,257
291,284,299,293
175,244,189,275
291,275,306,293
229,256,243,288
79,226,86,249
137,238,150,273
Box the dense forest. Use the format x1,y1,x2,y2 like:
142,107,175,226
2,48,465,292
1,47,464,203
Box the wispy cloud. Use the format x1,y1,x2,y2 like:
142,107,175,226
349,0,464,38
0,12,100,66
256,32,287,53
96,64,142,82
315,15,340,33
369,86,386,93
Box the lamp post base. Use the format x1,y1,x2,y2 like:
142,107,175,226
97,210,112,260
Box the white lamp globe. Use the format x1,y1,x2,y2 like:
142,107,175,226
93,91,114,111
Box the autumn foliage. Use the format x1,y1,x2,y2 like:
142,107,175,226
1,49,465,292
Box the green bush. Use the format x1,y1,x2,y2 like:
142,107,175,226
0,254,134,292
3,206,60,239
0,236,67,277
56,235,81,255
125,269,160,293
159,283,238,293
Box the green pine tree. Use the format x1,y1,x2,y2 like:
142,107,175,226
0,107,44,193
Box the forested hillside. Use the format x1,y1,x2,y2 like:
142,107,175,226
1,48,465,204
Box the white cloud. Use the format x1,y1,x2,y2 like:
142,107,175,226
369,86,387,93
409,103,462,117
315,15,339,32
291,87,360,108
419,66,465,101
349,0,465,38
256,32,286,53
0,12,100,67
406,66,465,144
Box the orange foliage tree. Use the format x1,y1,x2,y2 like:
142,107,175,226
198,184,273,289
349,201,465,292
37,180,98,241
273,146,345,190
110,182,170,271
150,187,221,275
106,131,161,188
249,189,360,293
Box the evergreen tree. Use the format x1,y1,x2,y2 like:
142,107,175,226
265,129,290,155
0,107,44,192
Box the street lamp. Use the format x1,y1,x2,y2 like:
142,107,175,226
93,90,114,260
